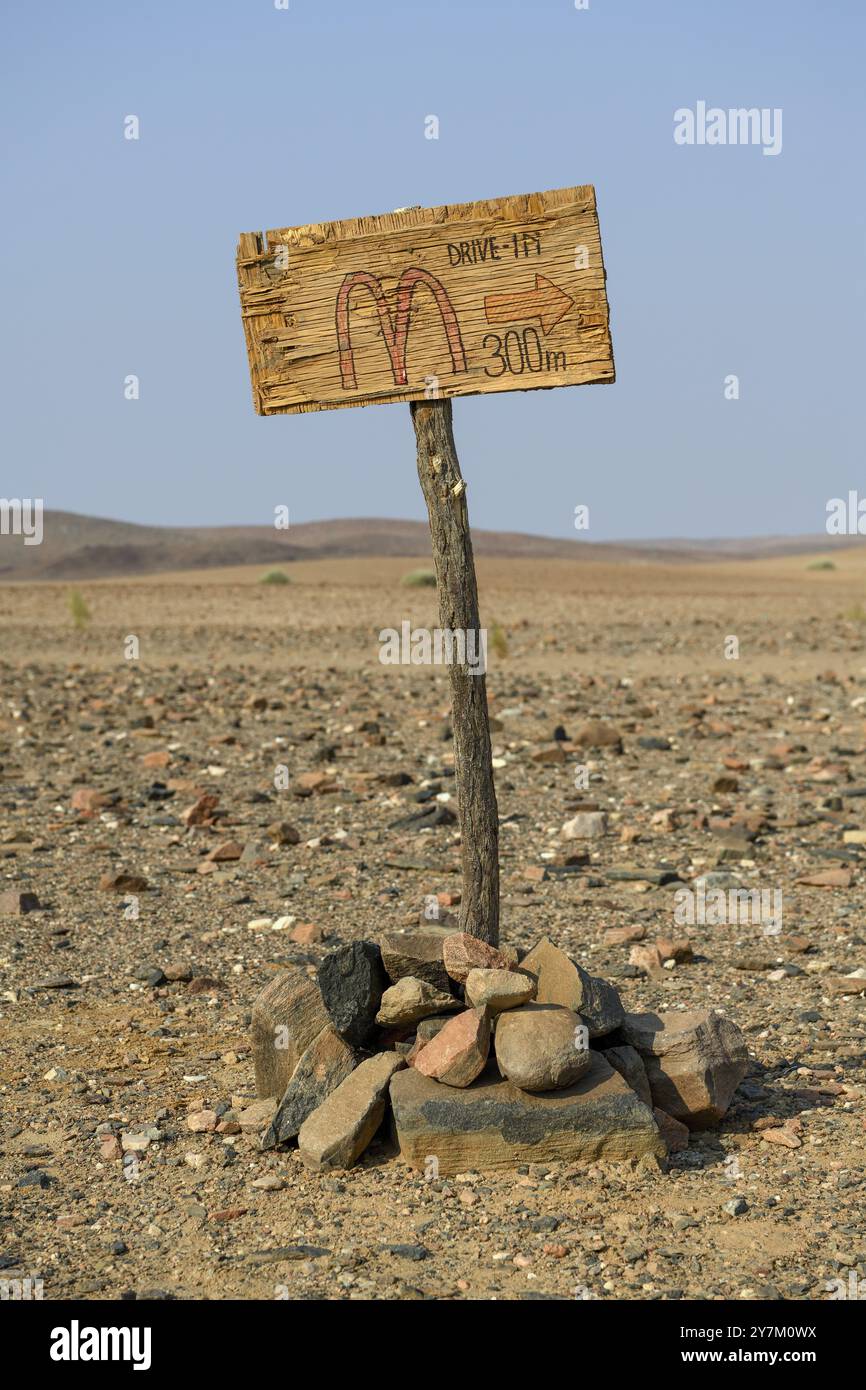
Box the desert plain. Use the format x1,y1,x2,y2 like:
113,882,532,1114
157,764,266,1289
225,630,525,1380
1,546,865,1301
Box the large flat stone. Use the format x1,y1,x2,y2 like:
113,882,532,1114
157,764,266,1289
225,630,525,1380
251,969,329,1100
390,1051,664,1174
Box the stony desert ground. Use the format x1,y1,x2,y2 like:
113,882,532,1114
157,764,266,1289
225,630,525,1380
1,549,865,1302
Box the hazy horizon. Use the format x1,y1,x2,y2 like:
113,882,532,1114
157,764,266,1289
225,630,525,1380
18,504,866,549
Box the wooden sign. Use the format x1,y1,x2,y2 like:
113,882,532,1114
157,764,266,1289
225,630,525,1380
237,184,614,415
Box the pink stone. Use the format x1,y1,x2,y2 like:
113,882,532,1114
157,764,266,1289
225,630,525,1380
413,1008,490,1088
442,933,509,985
187,1109,219,1132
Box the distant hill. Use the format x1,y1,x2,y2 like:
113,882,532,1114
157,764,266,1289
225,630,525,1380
0,511,863,582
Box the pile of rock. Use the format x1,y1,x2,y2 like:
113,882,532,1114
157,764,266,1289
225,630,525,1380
251,926,749,1175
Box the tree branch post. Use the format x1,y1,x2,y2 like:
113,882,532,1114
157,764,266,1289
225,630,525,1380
410,398,500,947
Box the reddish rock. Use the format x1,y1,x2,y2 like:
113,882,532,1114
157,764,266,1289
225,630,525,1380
187,1109,218,1133
294,771,339,795
291,922,324,944
655,936,693,963
99,871,149,893
442,932,510,984
796,868,853,888
784,937,812,955
761,1126,801,1149
71,787,109,812
414,1008,490,1088
604,924,646,946
181,793,220,826
141,750,171,768
163,962,193,981
653,1107,690,1153
629,944,666,979
204,839,243,863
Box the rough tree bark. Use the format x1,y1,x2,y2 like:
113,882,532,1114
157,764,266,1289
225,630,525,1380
410,398,500,947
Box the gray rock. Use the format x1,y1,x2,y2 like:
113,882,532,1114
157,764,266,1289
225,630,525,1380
416,1016,452,1042
379,925,455,991
723,1197,748,1216
600,1043,653,1108
261,1025,357,1149
317,940,388,1047
561,812,607,840
621,1009,750,1129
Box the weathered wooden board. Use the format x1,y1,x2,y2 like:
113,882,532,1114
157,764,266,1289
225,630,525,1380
237,185,614,414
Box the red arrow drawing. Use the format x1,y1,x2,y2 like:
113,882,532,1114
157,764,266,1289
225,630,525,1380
483,274,573,333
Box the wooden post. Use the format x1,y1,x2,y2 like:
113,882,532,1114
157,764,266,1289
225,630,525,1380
410,398,500,947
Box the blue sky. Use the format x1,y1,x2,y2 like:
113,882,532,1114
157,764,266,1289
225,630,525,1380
2,0,864,539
